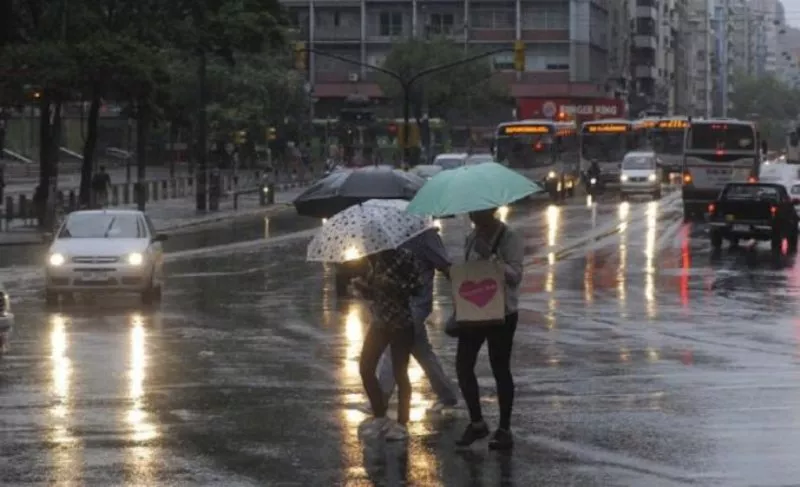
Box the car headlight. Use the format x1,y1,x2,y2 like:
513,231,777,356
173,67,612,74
648,173,657,181
620,175,629,182
49,253,65,266
127,253,144,266
547,171,557,179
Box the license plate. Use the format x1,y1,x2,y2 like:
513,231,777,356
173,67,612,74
732,224,749,232
82,272,108,281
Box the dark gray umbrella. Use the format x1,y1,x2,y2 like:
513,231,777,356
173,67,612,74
293,167,425,219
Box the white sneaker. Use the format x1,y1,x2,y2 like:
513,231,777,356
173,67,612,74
357,417,390,441
427,400,459,414
383,421,408,442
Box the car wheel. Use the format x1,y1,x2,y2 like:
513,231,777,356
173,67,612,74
789,228,799,254
710,230,723,249
45,289,59,308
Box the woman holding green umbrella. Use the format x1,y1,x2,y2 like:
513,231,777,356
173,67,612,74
407,162,539,450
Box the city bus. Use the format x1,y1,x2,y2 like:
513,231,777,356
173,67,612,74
492,119,579,201
682,118,763,221
579,119,637,184
633,116,689,180
786,127,800,163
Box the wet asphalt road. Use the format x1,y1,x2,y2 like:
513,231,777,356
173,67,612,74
3,187,800,486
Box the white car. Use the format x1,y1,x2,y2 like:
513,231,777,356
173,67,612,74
0,286,13,354
466,153,494,165
619,151,663,200
433,153,468,170
45,209,167,306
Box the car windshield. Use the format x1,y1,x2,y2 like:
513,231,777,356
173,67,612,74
435,157,464,170
723,185,780,202
622,155,655,169
58,213,144,239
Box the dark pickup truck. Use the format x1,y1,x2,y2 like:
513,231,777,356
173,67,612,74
707,183,799,253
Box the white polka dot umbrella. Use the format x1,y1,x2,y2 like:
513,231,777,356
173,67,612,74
306,202,432,263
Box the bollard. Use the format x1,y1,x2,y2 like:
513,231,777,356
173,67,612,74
170,179,177,199
123,184,130,205
112,186,120,206
151,181,158,201
4,196,13,230
134,182,146,208
18,195,26,224
68,190,76,211
162,180,168,199
209,170,221,211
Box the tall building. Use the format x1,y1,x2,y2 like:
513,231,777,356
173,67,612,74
283,0,626,126
687,0,713,117
627,0,689,115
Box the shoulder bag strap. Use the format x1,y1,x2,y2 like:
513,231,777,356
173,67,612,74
490,224,507,256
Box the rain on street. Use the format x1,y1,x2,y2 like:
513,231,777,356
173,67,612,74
2,188,800,486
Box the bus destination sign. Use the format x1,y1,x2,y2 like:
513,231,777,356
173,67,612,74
585,124,628,133
500,125,552,135
657,120,689,129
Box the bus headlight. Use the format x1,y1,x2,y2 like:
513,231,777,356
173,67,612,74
547,171,556,179
620,175,629,182
648,173,657,182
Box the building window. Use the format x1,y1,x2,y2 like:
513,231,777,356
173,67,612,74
429,13,455,34
521,5,569,30
470,8,514,29
379,12,403,36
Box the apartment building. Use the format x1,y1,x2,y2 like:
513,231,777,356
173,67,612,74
283,0,625,123
687,0,712,117
627,0,689,115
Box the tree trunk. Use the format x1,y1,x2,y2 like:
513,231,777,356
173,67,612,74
135,98,149,212
79,91,101,206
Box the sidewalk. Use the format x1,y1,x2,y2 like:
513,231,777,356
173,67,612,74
0,187,306,245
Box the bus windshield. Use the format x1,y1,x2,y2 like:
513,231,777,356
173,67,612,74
688,123,755,151
581,133,630,161
652,129,684,155
495,135,555,168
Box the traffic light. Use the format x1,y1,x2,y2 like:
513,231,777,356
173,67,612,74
294,42,307,71
513,40,525,72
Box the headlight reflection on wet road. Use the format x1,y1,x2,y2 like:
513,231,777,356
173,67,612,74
645,202,658,319
546,205,560,247
127,314,157,484
49,314,80,485
617,202,628,316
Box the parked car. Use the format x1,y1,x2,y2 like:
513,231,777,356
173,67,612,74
44,209,168,306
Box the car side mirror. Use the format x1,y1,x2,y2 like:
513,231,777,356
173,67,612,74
152,234,168,243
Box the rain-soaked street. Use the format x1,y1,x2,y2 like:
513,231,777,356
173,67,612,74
3,188,800,486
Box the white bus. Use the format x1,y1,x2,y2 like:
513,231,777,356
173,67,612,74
786,128,800,163
579,119,637,184
681,118,763,221
492,119,579,201
633,116,689,178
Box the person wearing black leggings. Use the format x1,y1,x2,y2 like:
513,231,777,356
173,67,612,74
455,208,525,450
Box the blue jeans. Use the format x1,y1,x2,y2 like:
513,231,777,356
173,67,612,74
376,296,458,405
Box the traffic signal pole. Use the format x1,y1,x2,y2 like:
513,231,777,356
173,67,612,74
297,45,524,166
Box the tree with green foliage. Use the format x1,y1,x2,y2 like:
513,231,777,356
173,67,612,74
378,37,509,151
729,72,800,149
167,0,288,210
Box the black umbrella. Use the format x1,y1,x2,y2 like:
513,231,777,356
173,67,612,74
293,167,425,219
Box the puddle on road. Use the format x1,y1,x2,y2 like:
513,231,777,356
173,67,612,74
0,211,322,269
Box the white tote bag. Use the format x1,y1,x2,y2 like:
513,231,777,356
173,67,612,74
450,259,506,327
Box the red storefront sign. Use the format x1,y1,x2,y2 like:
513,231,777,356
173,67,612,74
517,98,627,121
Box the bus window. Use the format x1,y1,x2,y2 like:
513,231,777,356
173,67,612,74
689,124,755,151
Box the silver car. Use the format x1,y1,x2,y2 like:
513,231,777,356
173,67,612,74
619,151,663,201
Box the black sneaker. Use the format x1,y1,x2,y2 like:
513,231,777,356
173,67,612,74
488,428,514,450
455,422,490,447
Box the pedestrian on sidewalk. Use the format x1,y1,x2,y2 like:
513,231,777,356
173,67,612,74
352,247,424,442
454,208,524,451
374,228,459,412
91,166,111,208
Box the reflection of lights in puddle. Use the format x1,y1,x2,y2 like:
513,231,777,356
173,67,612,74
619,347,631,362
264,217,270,239
128,318,158,442
344,306,364,378
645,202,657,318
584,253,595,304
585,195,593,207
547,205,560,247
646,347,660,361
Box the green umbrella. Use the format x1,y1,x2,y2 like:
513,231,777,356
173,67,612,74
406,162,543,217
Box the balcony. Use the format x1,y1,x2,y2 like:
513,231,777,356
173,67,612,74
314,27,361,43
